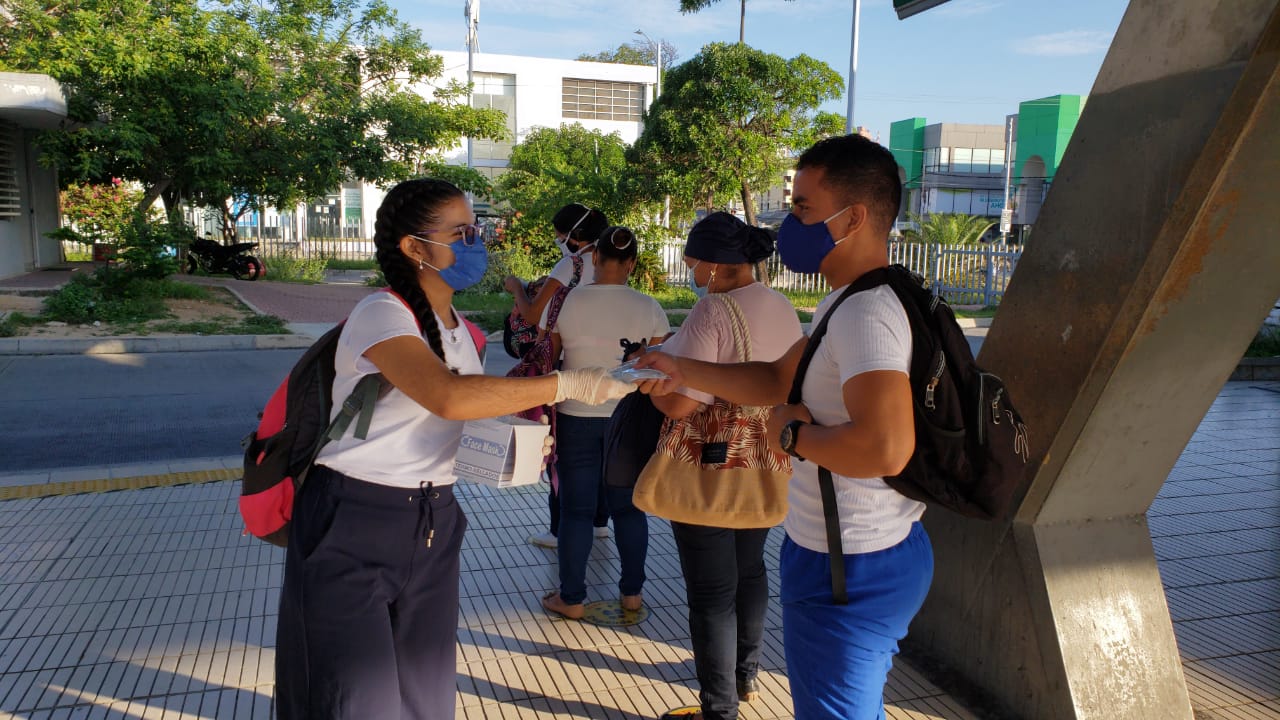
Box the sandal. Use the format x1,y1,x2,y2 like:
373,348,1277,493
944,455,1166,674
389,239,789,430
737,676,760,703
541,591,584,620
621,593,643,612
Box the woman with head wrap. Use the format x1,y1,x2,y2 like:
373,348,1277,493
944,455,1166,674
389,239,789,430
651,212,804,720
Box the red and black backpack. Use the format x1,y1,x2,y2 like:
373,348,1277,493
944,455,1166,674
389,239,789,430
239,291,486,546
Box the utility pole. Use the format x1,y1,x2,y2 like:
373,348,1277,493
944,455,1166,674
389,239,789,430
636,29,669,227
1000,115,1014,243
845,0,861,134
465,0,479,170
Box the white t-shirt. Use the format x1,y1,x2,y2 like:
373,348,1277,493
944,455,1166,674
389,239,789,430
546,283,669,418
661,283,804,404
547,249,595,289
785,284,926,555
314,292,484,489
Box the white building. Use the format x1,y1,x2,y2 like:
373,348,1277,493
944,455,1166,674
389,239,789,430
0,73,68,279
234,51,656,241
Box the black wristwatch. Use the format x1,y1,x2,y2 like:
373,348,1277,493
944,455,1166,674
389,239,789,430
779,419,808,461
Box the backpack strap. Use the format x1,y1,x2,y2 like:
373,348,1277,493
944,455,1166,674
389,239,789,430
787,267,892,605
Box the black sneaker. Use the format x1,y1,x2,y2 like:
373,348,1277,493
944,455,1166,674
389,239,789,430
737,677,759,703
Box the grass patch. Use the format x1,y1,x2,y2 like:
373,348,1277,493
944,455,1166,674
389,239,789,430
326,258,377,271
954,305,999,318
460,309,507,334
649,287,698,309
0,312,36,337
1246,326,1280,358
666,312,686,328
453,292,514,313
797,310,813,323
264,254,327,283
781,290,829,309
150,314,289,336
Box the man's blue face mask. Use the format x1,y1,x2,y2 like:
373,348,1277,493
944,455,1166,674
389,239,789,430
775,206,850,274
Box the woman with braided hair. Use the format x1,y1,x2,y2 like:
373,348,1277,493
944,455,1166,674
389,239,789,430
275,178,635,720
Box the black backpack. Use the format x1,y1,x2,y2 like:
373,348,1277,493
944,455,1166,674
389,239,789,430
789,264,1030,603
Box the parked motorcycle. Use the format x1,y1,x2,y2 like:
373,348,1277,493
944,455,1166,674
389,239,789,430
185,236,265,281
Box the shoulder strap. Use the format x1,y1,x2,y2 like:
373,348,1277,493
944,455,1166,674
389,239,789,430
710,293,752,363
544,285,573,332
785,266,892,606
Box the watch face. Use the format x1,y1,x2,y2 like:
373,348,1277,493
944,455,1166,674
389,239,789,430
780,423,795,452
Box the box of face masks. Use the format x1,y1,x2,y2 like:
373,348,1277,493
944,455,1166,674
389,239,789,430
454,415,550,488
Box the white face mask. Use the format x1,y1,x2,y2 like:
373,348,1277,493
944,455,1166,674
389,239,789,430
555,235,572,259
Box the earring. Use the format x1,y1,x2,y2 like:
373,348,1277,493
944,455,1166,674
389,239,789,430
418,257,425,270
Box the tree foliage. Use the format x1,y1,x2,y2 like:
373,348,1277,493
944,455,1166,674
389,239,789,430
0,0,507,238
630,42,843,225
678,0,795,44
578,39,679,68
494,124,638,270
903,212,997,245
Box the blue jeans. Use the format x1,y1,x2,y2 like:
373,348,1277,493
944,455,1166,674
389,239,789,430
780,523,934,720
672,522,771,720
555,413,648,605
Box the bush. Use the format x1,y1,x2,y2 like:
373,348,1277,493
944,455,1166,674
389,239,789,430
1246,326,1280,358
265,253,328,283
629,244,668,293
478,242,553,294
116,217,184,279
0,312,32,337
41,269,199,325
43,277,97,323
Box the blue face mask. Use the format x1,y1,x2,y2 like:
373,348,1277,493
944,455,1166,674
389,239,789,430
687,260,710,299
776,206,850,274
413,231,489,291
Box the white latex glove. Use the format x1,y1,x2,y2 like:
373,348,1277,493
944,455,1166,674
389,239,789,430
553,367,635,406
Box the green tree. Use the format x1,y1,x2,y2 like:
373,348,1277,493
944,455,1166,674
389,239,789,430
630,42,843,226
494,124,639,268
678,0,795,44
903,212,997,245
0,0,506,239
578,40,679,67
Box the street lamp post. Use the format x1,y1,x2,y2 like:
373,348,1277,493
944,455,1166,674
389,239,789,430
633,29,661,99
635,29,669,226
845,0,861,134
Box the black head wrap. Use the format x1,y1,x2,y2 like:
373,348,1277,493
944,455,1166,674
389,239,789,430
684,211,776,264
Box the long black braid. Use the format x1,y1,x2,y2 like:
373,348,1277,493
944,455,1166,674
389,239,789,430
373,178,465,363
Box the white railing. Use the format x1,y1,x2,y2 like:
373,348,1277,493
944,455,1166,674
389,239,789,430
656,239,1023,306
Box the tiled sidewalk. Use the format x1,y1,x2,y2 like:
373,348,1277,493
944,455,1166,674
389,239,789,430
0,382,1275,719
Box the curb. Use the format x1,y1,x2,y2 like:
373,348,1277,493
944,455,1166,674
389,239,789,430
0,333,314,356
0,467,240,500
0,455,244,499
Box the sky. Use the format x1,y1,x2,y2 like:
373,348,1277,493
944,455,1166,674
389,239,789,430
392,0,1129,144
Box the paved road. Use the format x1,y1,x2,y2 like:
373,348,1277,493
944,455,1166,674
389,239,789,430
0,349,304,472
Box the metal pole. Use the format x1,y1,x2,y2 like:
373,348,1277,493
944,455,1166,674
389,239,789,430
656,42,662,98
465,0,478,170
1001,115,1013,243
845,0,861,134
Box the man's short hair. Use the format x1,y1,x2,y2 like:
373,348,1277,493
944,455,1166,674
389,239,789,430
796,134,902,232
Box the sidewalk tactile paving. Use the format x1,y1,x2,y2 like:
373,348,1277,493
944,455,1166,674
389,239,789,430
0,381,1275,717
